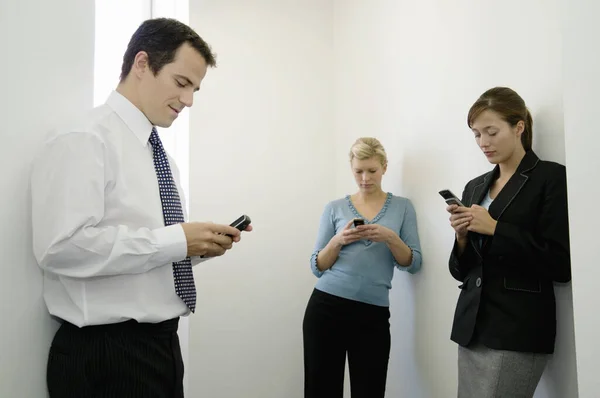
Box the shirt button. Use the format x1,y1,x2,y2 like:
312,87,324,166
476,277,482,288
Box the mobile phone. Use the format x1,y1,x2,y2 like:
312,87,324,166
353,218,365,227
227,215,251,236
439,189,465,207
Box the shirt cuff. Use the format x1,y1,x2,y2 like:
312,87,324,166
191,256,209,266
153,224,188,265
394,248,421,274
310,250,325,277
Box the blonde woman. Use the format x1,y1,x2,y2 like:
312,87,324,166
302,137,423,398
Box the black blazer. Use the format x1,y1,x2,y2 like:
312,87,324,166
449,150,571,354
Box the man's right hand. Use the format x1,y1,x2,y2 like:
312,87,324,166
180,222,242,258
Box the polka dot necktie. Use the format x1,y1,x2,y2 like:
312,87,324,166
149,127,196,313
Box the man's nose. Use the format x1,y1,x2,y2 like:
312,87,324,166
180,90,193,107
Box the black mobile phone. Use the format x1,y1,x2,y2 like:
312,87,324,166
439,189,465,207
227,215,251,236
353,218,365,227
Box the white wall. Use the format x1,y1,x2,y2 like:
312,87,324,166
0,1,585,397
185,1,580,397
562,0,600,397
188,1,334,397
332,0,577,397
0,0,94,397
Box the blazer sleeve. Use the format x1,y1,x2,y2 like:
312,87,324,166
448,184,479,282
488,166,571,283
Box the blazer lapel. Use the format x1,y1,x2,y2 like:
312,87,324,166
482,151,540,250
468,169,496,258
469,168,497,207
487,151,539,221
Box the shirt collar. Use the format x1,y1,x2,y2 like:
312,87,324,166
106,90,153,146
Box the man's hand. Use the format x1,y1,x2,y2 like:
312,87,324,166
181,222,251,258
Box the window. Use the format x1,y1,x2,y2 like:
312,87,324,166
93,0,150,108
150,0,191,208
94,0,190,212
94,0,191,394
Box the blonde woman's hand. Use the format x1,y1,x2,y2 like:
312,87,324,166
334,219,366,246
355,224,395,243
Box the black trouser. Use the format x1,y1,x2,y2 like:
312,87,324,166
47,317,184,398
302,288,391,398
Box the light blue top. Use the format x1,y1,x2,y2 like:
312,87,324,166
310,192,422,307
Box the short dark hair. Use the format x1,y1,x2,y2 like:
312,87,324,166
467,87,533,151
120,18,216,81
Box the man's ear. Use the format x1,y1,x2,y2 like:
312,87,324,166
132,51,150,79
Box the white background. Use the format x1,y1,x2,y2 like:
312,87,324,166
0,0,94,396
188,1,335,396
1,0,597,397
562,0,600,396
188,1,578,397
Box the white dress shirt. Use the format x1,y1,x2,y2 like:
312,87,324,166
31,90,203,327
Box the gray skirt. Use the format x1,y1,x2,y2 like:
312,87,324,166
458,341,549,398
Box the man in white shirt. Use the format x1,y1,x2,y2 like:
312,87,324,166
30,18,250,398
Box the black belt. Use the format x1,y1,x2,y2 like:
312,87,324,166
61,317,179,336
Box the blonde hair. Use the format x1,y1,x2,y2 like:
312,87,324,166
348,137,388,166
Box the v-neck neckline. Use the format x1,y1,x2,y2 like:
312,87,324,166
345,192,392,224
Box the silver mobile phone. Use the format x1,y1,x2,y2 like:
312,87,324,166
439,189,465,207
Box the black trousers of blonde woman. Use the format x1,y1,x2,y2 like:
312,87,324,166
303,288,391,398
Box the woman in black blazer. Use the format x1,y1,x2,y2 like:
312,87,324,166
446,87,571,398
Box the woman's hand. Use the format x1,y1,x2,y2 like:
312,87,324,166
447,204,497,237
466,205,497,236
447,205,472,240
334,219,366,246
355,224,396,243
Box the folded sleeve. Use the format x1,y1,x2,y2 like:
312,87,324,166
396,199,422,274
309,202,336,277
31,132,188,279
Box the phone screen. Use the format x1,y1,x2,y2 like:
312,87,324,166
439,190,464,207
